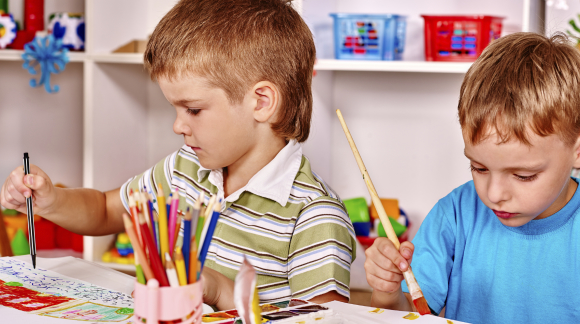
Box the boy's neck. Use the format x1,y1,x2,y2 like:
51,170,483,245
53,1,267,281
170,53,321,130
222,136,287,198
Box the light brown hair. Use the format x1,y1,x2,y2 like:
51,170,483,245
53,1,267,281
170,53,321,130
144,0,315,142
458,32,580,146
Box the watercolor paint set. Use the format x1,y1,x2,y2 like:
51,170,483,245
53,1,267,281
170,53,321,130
201,299,334,323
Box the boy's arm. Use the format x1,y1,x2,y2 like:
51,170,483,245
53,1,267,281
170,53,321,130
1,164,126,235
44,187,126,235
288,197,357,303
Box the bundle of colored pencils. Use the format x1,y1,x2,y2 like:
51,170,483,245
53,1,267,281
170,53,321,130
122,185,221,287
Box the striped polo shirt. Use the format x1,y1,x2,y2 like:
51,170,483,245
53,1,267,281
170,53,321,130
120,140,356,303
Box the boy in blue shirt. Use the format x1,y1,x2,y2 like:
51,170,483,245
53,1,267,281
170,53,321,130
364,32,580,323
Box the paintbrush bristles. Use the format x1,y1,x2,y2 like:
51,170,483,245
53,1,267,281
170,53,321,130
413,297,431,315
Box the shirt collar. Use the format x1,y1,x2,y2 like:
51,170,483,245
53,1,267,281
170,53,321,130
196,140,303,206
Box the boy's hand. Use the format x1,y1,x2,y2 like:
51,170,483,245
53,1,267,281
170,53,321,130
364,237,414,293
1,165,58,215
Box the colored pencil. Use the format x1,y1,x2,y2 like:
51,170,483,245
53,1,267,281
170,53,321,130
197,195,216,254
139,190,155,242
186,193,203,280
336,109,430,315
173,213,182,251
181,208,192,269
174,248,187,286
122,214,154,281
157,184,169,267
153,210,160,255
189,193,204,284
197,199,221,279
128,190,143,246
169,190,179,253
165,252,180,288
138,210,170,287
135,254,146,284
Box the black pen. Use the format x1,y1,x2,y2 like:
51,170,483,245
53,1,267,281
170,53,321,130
23,152,36,269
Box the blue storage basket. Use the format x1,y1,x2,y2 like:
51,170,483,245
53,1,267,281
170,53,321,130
330,13,406,60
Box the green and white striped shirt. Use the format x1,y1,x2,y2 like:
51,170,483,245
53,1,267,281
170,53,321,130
121,140,356,303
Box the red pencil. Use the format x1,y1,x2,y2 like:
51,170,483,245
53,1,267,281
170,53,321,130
138,210,169,287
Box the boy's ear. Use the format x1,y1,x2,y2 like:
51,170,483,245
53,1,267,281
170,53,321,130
573,134,580,169
252,81,279,123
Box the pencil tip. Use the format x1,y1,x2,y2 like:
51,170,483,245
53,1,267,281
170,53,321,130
32,254,36,269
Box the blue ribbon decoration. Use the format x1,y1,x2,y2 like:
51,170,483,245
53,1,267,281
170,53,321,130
21,35,69,94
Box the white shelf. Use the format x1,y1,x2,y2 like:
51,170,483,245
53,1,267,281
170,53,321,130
91,53,144,64
0,49,86,62
315,59,473,73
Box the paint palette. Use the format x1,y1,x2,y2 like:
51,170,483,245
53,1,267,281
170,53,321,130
331,13,406,61
201,299,336,323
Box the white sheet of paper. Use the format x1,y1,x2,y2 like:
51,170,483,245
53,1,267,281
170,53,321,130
323,301,471,324
0,256,135,323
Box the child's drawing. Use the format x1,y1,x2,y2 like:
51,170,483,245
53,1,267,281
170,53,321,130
40,301,134,322
0,278,74,311
0,258,133,307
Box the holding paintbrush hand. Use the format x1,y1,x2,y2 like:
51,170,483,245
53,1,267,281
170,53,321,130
361,33,580,324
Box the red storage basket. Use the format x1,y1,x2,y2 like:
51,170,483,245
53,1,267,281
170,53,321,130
422,15,504,62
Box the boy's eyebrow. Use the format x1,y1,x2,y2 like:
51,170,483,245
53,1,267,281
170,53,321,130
464,151,543,172
171,98,205,106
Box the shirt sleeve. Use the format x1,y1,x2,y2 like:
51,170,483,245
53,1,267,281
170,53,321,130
119,151,177,214
287,196,357,301
401,197,456,314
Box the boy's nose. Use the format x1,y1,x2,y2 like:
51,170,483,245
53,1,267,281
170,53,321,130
173,116,191,136
487,175,510,204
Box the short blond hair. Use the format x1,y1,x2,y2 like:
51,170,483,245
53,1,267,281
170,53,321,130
458,32,580,146
144,0,315,142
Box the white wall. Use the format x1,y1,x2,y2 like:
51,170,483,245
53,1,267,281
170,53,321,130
0,62,84,189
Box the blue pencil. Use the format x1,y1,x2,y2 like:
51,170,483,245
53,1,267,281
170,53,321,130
197,200,221,280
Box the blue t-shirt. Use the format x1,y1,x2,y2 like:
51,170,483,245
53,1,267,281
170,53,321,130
402,179,580,324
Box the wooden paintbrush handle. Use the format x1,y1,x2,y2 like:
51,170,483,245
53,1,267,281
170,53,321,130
336,109,400,250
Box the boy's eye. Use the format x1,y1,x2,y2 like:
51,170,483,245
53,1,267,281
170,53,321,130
186,108,201,116
469,165,487,174
514,174,538,182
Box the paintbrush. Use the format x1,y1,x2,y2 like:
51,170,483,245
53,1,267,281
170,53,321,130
336,109,430,315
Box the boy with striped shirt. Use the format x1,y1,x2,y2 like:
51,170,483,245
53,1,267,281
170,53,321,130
1,0,356,310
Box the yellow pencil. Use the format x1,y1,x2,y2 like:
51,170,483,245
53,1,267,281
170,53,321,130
158,184,169,267
174,247,187,286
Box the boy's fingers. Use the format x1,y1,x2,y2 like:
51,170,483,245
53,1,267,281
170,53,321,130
374,237,409,272
6,182,26,204
23,174,51,197
366,272,400,293
365,244,402,274
365,259,404,283
9,168,31,197
399,241,415,262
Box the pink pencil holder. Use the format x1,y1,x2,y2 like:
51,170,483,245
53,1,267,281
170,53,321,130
134,279,203,324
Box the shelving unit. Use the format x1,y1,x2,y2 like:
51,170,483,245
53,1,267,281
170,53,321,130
0,0,555,273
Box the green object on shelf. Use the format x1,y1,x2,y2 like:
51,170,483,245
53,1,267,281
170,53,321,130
0,0,8,14
11,229,30,256
343,197,370,223
378,217,407,238
3,209,19,216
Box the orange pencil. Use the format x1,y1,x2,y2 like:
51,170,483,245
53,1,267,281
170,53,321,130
122,214,154,281
128,190,143,245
